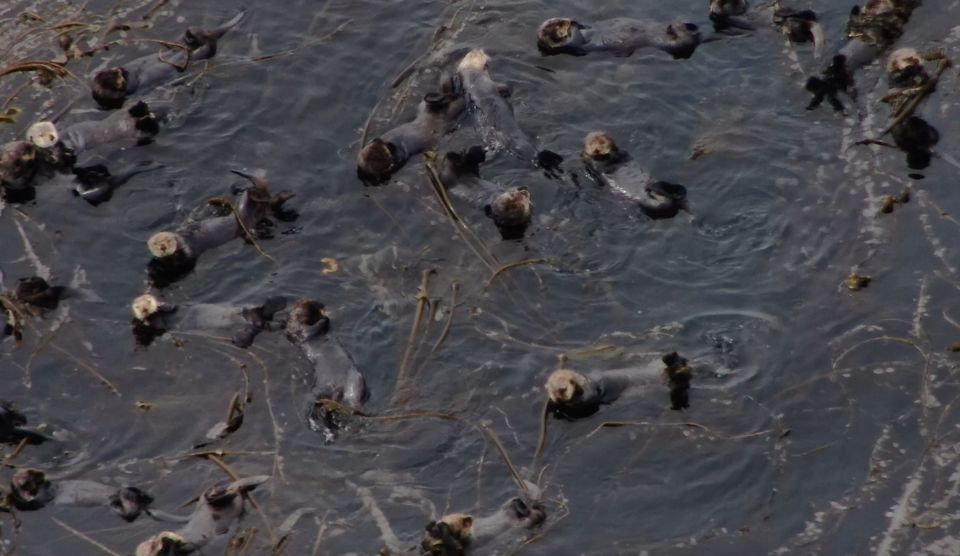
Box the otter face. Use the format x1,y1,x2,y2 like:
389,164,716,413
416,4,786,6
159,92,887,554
135,531,190,556
285,298,330,342
10,468,54,510
486,187,532,236
26,121,59,149
356,139,397,185
457,48,490,73
537,18,589,54
545,369,587,404
887,47,921,74
94,68,127,93
665,22,701,58
709,0,749,17
582,131,618,161
147,232,181,259
131,294,160,321
422,513,473,554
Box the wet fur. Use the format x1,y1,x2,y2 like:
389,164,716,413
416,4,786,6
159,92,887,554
537,17,702,60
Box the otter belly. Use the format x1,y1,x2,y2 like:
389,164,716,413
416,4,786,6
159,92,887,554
461,72,537,163
590,18,660,52
61,112,138,155
172,304,246,333
601,163,656,201
302,337,367,408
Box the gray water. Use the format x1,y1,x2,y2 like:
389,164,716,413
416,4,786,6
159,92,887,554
2,0,960,554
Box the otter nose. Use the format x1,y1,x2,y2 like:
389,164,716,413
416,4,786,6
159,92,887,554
685,23,699,31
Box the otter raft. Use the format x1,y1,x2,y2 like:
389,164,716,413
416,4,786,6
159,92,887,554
3,0,960,553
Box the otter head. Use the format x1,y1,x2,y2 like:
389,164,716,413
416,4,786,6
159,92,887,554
709,0,749,17
131,294,160,321
147,232,183,259
545,368,604,419
640,181,689,220
422,512,473,554
285,298,330,343
773,10,823,50
357,138,398,185
10,468,54,511
664,22,701,59
0,141,39,189
457,48,491,73
135,531,190,556
91,68,129,108
887,47,927,87
26,121,59,149
537,18,588,55
485,187,532,240
582,131,618,161
109,487,153,522
146,232,196,288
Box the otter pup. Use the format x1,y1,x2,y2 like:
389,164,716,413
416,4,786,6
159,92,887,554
581,131,688,219
421,487,546,555
285,299,368,442
357,76,465,185
456,50,563,176
545,352,691,419
805,0,920,111
26,101,164,170
7,468,153,521
709,0,824,55
135,475,268,556
439,146,533,240
0,402,50,445
537,17,701,59
130,293,286,347
91,11,246,109
146,171,293,288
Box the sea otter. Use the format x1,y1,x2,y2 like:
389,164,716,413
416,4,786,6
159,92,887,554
881,48,942,170
456,49,563,177
135,475,269,556
708,0,824,55
439,146,533,240
284,299,367,442
12,276,68,310
91,10,246,109
71,162,163,206
357,75,465,185
421,485,546,555
130,293,286,347
0,402,50,446
146,171,294,288
581,131,688,219
7,468,153,521
806,0,921,111
545,352,691,419
536,17,702,59
0,141,40,201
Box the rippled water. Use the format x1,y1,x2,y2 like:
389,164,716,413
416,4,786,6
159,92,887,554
2,0,960,554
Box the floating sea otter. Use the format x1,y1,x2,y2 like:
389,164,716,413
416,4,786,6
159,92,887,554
135,475,269,556
6,468,153,521
536,17,701,59
421,484,546,556
708,0,824,56
90,10,246,109
130,293,286,347
456,49,563,177
545,352,691,419
71,162,163,206
806,0,921,111
439,146,533,240
285,299,368,442
357,75,465,185
581,131,689,219
146,170,294,288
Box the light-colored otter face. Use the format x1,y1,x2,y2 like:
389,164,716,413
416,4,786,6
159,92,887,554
26,121,59,149
147,232,180,259
458,49,490,73
709,0,749,16
537,18,576,48
887,47,921,74
490,187,532,223
135,531,188,556
131,294,159,320
582,131,617,160
357,139,395,182
545,368,587,403
863,0,895,15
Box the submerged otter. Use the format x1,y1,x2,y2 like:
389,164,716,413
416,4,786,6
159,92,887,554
536,17,701,59
708,0,824,55
456,49,563,176
806,0,921,111
545,352,691,419
421,485,546,555
439,146,533,240
357,75,465,185
135,475,268,556
581,131,688,219
131,293,286,347
146,171,294,288
285,299,368,442
91,10,246,109
7,468,153,521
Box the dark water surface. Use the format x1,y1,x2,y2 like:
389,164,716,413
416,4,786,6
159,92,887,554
2,0,960,554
